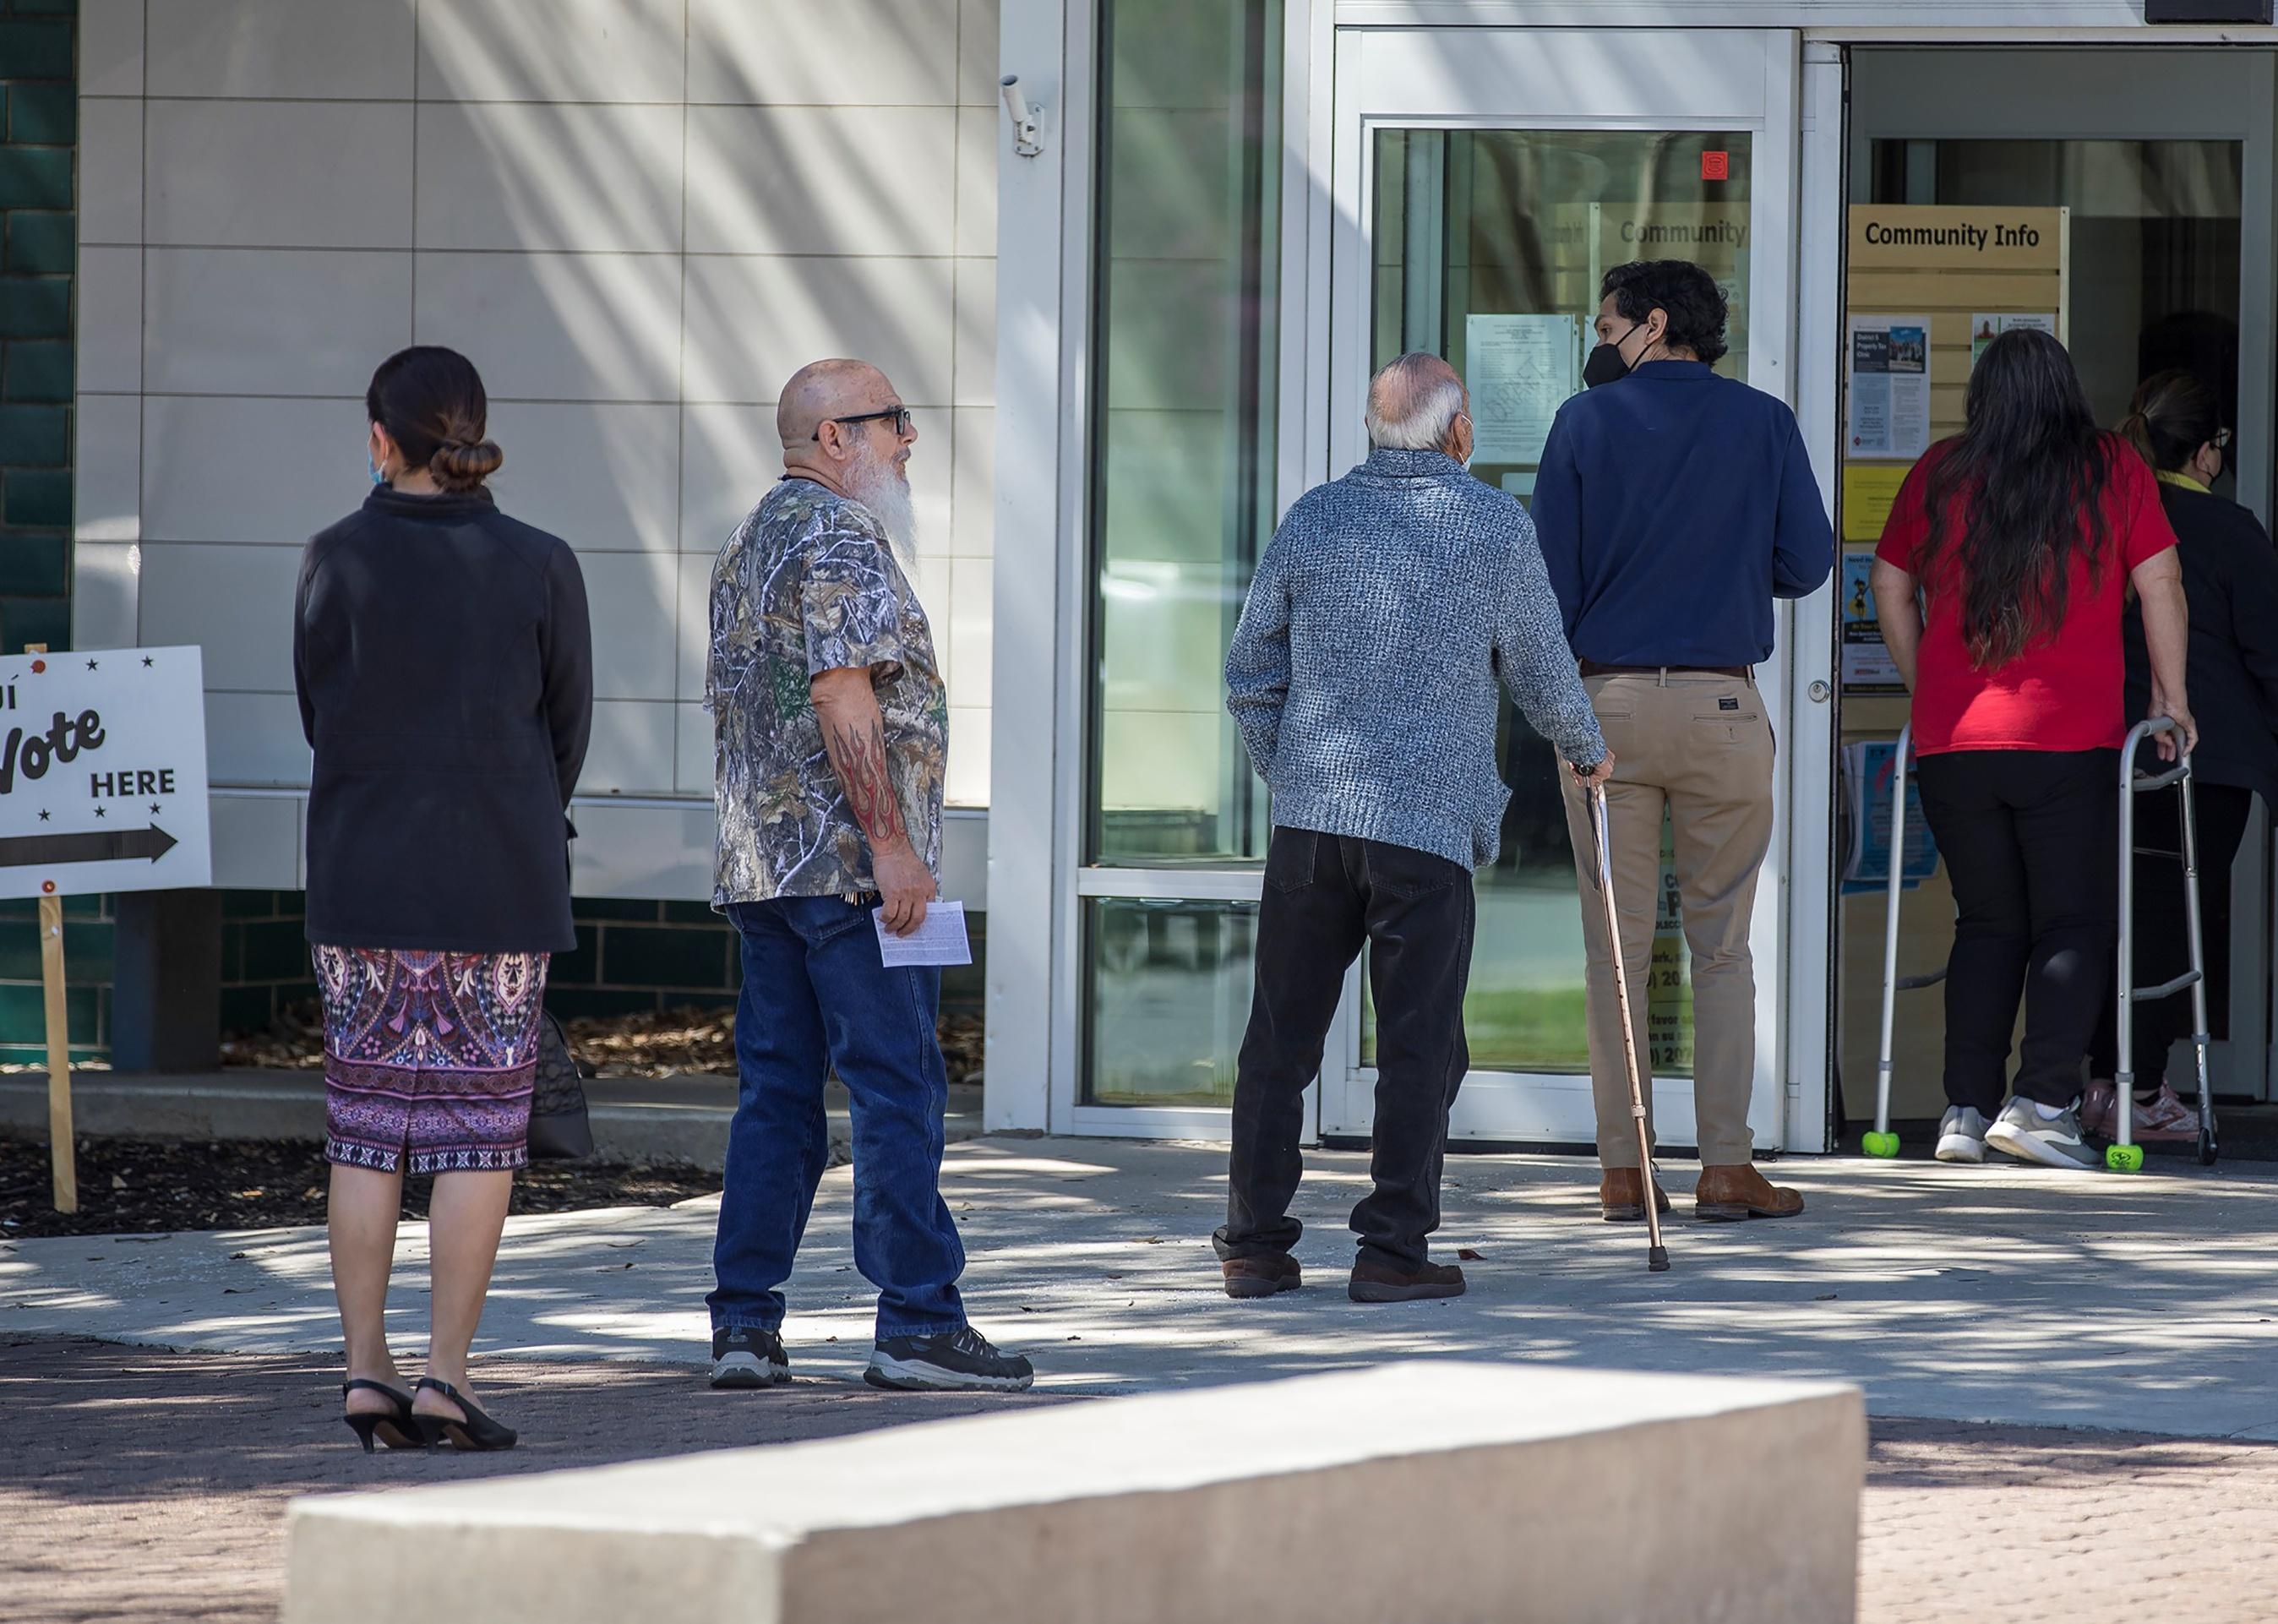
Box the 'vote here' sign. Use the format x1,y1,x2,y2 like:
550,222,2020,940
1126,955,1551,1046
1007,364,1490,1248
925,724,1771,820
0,646,212,899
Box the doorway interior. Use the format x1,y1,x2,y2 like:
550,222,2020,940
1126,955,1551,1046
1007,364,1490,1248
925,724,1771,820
1834,46,2276,1136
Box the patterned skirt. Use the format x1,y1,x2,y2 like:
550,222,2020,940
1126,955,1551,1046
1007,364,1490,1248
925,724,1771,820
316,947,549,1175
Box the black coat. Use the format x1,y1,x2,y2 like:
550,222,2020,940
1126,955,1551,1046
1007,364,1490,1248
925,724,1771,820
2123,481,2278,808
294,486,592,952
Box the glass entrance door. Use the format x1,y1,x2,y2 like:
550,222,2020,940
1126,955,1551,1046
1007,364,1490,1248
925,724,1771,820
1320,27,1811,1147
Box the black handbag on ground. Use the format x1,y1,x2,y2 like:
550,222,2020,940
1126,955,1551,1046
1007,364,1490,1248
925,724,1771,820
526,1010,594,1162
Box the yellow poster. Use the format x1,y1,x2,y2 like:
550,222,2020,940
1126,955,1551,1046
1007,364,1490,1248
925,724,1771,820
1841,463,1910,544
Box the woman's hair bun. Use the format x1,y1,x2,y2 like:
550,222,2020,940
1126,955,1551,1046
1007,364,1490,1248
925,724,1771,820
429,438,504,491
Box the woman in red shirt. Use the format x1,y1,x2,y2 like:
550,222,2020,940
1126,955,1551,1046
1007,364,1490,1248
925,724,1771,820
1872,328,2193,1170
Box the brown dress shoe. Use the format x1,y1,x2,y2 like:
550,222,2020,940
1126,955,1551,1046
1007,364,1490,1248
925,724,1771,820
1348,1257,1466,1303
1693,1162,1805,1221
1598,1167,1672,1223
1222,1252,1302,1299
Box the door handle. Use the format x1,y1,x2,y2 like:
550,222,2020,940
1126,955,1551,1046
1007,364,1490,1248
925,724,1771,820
1807,680,1833,703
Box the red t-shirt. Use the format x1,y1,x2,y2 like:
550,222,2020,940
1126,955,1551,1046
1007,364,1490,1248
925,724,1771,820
1874,439,2177,754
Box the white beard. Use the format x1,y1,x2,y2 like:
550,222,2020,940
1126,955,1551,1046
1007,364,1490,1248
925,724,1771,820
844,443,918,566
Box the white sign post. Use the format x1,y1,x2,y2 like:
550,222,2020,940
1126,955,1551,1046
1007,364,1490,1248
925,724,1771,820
0,646,212,1212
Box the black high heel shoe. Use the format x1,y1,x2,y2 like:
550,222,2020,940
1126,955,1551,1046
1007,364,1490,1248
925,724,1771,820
411,1376,519,1452
341,1379,421,1452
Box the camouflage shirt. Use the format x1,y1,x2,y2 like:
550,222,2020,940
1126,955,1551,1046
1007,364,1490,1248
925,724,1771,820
708,478,947,905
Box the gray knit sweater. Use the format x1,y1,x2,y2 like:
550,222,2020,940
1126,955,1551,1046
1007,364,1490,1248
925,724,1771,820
1225,447,1606,869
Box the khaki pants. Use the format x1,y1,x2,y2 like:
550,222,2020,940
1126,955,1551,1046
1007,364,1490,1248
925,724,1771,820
1558,671,1774,1169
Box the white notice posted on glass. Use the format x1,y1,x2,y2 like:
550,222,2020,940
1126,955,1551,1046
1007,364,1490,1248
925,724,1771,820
1465,313,1578,466
874,899,973,967
1846,314,1931,460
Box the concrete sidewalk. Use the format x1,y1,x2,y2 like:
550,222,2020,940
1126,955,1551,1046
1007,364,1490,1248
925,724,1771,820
5,1136,2276,1438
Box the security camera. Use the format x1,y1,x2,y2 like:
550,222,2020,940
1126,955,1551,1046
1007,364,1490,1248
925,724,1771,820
1000,74,1044,158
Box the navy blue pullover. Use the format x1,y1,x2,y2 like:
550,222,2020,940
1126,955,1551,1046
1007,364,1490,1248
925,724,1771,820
1531,360,1834,667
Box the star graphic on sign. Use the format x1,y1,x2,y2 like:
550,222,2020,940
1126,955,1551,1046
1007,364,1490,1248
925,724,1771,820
85,659,97,671
141,656,153,668
149,803,161,815
92,806,106,818
36,810,49,822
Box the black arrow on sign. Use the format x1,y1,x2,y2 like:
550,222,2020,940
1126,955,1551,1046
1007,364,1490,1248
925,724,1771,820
0,826,177,869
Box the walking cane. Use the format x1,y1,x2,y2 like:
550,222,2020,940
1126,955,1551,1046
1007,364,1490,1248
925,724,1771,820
1589,780,1670,1272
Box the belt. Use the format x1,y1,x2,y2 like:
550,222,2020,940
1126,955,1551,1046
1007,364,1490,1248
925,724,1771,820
1579,660,1752,680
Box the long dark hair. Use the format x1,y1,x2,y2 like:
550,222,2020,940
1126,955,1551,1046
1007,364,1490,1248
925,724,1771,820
366,346,503,493
1920,327,2112,670
2118,368,2221,477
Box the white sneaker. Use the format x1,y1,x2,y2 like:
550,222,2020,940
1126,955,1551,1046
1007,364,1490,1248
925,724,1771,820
1935,1106,1989,1164
1984,1098,2101,1170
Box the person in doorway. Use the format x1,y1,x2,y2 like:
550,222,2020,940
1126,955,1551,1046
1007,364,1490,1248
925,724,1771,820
1530,259,1833,1224
1872,329,2193,1169
705,358,1031,1392
1216,351,1611,1305
2082,372,2278,1141
300,346,592,1451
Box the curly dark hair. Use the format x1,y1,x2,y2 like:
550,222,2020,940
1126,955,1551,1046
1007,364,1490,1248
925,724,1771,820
1600,259,1730,365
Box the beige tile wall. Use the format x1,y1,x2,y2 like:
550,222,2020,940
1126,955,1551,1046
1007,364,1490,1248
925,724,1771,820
76,0,1000,828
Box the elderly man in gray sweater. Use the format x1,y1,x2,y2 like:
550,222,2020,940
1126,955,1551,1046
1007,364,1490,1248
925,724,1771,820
1214,352,1612,1304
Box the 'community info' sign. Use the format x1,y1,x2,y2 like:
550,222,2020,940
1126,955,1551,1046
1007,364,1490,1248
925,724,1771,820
0,645,211,899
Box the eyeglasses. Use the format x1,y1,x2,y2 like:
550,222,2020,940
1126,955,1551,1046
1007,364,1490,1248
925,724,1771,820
2215,428,2235,450
813,406,915,441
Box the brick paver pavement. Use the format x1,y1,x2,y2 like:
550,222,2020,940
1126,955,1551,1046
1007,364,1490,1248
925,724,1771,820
5,1336,2276,1622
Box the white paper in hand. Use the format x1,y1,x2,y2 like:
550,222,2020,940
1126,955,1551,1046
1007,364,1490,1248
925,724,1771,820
873,899,973,967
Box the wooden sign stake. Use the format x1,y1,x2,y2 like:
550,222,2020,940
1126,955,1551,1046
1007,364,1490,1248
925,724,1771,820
24,645,75,1214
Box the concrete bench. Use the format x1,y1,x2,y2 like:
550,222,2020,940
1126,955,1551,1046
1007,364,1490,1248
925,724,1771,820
285,1361,1864,1624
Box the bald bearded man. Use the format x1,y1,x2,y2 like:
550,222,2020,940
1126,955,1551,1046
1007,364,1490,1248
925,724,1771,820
703,359,1032,1393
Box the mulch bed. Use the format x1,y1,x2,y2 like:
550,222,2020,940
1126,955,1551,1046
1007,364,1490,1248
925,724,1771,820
218,1001,986,1084
0,1137,722,1240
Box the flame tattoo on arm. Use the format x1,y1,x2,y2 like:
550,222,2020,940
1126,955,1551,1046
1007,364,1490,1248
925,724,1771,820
825,711,907,849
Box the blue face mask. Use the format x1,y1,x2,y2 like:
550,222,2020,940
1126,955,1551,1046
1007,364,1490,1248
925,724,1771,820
368,458,386,487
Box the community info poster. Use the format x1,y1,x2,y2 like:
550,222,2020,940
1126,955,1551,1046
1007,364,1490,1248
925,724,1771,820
1847,315,1931,460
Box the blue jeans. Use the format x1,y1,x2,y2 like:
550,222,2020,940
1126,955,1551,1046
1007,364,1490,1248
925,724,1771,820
707,896,966,1341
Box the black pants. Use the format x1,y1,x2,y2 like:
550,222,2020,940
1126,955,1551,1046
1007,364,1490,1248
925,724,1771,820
1215,828,1474,1272
1915,749,2117,1112
2088,782,2253,1090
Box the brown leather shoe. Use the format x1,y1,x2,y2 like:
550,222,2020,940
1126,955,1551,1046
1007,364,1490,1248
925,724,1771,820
1599,1167,1672,1223
1693,1163,1805,1221
1348,1257,1466,1303
1221,1252,1301,1300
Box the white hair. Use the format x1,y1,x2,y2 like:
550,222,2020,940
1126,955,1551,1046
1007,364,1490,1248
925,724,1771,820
844,438,918,564
1365,352,1466,450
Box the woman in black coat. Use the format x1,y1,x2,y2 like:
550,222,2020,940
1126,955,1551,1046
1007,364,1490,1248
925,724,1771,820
297,346,592,1451
2088,370,2278,1142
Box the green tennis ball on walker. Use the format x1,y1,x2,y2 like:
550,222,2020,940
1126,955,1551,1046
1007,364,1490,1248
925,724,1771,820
2106,1143,2145,1173
1861,1131,1901,1159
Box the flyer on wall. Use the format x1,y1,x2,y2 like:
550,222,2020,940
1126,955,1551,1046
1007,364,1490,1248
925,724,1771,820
1464,313,1578,466
1839,553,1904,693
1971,312,2057,367
1846,314,1931,460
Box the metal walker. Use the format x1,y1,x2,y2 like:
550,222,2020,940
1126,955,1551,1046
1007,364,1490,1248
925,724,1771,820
1862,717,2217,1169
1862,723,1943,1158
2109,716,2218,1171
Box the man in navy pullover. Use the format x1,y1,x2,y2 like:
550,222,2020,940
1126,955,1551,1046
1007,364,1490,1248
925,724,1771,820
1531,259,1834,1227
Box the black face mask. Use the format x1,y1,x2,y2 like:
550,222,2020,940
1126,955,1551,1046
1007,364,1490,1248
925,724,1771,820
1583,322,1648,390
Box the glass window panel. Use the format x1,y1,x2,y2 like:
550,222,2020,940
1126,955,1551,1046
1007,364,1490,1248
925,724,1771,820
1084,898,1257,1106
1085,0,1283,868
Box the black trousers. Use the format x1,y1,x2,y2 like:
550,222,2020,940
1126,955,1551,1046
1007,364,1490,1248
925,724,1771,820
2088,782,2253,1090
1215,828,1474,1272
1915,749,2117,1112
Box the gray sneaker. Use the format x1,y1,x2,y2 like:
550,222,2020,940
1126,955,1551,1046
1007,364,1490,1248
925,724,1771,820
1934,1106,1989,1164
1984,1098,2101,1169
